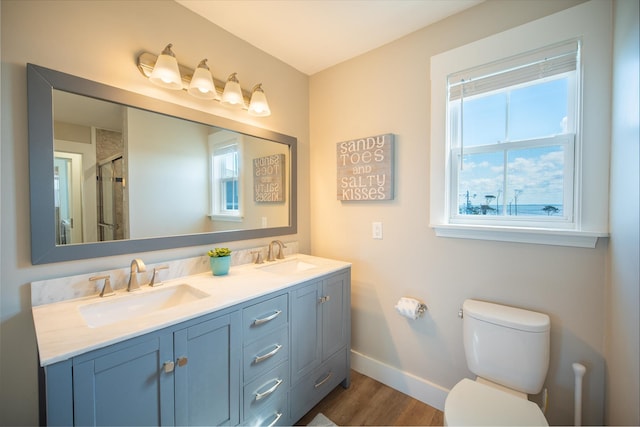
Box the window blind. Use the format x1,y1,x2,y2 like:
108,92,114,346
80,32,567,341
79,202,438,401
448,38,580,100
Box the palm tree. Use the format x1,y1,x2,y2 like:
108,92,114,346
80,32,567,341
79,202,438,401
542,205,559,216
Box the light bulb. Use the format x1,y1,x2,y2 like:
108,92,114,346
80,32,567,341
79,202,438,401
148,44,182,90
221,73,245,108
248,84,271,117
188,59,218,100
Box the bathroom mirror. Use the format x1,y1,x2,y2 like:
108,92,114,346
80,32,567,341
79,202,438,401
28,64,297,264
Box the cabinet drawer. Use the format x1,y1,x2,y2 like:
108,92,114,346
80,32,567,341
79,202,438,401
244,398,289,427
243,294,288,343
290,348,347,423
244,325,288,382
243,362,289,424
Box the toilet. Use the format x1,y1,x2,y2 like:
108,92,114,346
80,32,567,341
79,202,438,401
444,299,551,426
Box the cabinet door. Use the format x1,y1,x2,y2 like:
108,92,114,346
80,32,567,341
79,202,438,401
291,281,322,383
322,272,349,360
73,335,174,426
174,312,240,426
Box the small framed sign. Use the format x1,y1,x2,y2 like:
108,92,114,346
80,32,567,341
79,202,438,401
337,133,394,201
253,154,285,202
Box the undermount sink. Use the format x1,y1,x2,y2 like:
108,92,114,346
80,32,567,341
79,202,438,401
79,284,209,328
258,258,317,274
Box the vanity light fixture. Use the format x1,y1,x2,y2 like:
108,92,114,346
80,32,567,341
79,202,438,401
148,44,182,90
187,59,218,100
248,84,271,117
137,44,271,116
220,72,245,108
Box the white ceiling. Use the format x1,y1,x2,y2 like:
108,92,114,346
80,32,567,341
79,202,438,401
175,0,482,75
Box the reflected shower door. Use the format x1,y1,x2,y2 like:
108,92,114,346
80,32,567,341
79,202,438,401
97,155,124,241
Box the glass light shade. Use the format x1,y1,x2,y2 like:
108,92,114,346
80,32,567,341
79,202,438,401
248,84,271,117
188,59,218,100
221,73,245,108
149,44,182,90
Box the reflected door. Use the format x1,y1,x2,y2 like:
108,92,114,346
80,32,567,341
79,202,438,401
97,155,124,241
54,152,83,244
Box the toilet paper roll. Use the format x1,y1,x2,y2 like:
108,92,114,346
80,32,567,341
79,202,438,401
395,297,425,320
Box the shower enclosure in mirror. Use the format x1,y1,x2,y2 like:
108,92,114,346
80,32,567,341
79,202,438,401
28,64,297,264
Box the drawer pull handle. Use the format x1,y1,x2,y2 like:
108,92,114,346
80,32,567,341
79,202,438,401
318,295,331,304
177,356,188,367
255,378,283,401
253,310,282,326
314,371,334,389
254,344,283,364
163,361,175,373
267,411,283,427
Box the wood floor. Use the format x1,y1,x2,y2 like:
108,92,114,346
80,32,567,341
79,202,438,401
295,370,444,426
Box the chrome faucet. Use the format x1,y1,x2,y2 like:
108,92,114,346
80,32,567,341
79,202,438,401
267,240,287,262
127,258,147,292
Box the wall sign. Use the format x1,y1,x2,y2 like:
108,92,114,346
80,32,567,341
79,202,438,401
253,154,285,202
337,133,394,201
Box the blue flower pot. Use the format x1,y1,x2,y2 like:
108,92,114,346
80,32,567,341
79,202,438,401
209,256,231,276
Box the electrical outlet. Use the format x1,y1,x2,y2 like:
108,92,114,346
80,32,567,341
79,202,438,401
372,222,383,239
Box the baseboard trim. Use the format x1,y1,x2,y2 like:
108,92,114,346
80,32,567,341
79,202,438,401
350,349,449,411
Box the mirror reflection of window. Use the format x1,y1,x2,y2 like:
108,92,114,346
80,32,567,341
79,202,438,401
209,131,244,223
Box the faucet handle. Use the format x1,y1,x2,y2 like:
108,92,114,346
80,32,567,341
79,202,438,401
251,251,264,264
276,241,287,260
149,266,169,287
90,275,115,297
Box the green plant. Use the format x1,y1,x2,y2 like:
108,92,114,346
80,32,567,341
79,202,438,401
207,247,232,257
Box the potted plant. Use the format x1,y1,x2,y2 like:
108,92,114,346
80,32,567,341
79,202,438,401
207,248,232,276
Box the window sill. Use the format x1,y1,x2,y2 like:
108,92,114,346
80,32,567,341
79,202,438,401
208,214,243,223
430,223,608,248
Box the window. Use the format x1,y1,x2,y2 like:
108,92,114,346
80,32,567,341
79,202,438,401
209,131,243,221
430,1,612,248
447,39,579,228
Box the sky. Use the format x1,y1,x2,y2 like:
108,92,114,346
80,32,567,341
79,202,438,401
454,77,570,212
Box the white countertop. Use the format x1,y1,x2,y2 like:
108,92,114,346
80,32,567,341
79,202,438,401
32,254,350,367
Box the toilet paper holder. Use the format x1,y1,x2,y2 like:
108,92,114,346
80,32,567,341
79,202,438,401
416,302,428,317
395,297,428,319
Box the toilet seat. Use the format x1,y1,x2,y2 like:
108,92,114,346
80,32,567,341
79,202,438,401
444,378,548,426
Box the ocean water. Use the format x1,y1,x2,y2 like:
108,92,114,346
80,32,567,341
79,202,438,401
460,204,564,217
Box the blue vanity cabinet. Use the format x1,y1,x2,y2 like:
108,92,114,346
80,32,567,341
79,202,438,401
72,332,175,426
173,312,241,426
67,310,240,426
241,293,290,426
290,269,351,422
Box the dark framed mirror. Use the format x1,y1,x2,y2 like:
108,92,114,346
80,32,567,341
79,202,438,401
28,64,297,264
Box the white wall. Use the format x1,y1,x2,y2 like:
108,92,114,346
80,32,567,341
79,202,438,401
0,1,309,424
127,108,211,238
605,0,640,424
310,1,610,425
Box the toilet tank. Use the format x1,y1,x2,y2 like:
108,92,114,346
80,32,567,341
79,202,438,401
463,299,550,394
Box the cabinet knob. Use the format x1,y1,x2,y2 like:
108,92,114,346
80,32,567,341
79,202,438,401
318,295,331,304
177,356,188,367
163,361,175,373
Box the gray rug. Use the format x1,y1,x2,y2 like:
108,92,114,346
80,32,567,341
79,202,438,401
307,412,337,426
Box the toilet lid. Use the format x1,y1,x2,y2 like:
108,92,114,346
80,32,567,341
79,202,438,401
444,379,548,426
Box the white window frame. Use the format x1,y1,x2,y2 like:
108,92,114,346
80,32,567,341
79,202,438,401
209,131,244,222
447,57,579,228
429,1,611,248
